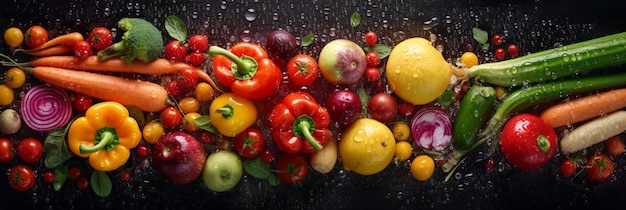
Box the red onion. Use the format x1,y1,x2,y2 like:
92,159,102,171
411,106,452,152
20,85,73,131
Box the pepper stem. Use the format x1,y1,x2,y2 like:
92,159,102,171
216,104,234,119
208,46,258,79
293,115,323,151
80,131,115,154
536,135,551,153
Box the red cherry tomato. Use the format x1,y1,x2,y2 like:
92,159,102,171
8,165,35,192
76,176,89,190
364,31,378,46
199,131,214,145
233,128,266,158
188,35,209,52
364,67,380,83
72,93,93,112
259,149,276,164
286,54,319,85
165,40,187,61
484,158,495,171
179,68,199,89
73,40,92,59
119,170,131,182
87,27,113,50
42,170,56,184
136,145,150,158
0,137,14,163
24,25,48,48
492,34,503,46
499,113,558,170
68,166,81,180
560,159,577,177
585,153,614,182
368,93,398,122
161,106,183,129
365,51,380,67
494,48,506,61
605,136,625,156
187,51,205,66
507,43,519,58
166,80,184,97
17,137,44,163
397,102,415,118
275,153,309,184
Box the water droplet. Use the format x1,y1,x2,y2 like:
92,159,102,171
240,29,253,42
220,1,227,10
353,129,366,142
103,8,111,16
244,8,257,21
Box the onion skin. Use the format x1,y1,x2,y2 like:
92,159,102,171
318,39,366,85
0,109,22,134
411,107,452,152
20,85,72,132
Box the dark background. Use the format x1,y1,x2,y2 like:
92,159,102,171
2,0,626,209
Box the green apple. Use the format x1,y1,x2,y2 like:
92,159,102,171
202,150,243,192
318,39,366,85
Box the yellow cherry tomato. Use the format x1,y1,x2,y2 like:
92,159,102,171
5,67,26,89
392,122,411,141
194,82,214,102
394,141,412,161
4,27,24,48
183,112,201,132
410,155,435,181
0,85,14,106
142,122,165,144
460,52,478,68
179,97,200,113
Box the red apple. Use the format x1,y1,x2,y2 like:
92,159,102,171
151,131,207,185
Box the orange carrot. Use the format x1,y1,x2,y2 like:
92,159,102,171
24,66,171,112
15,32,84,53
539,88,626,128
19,45,74,56
25,55,223,92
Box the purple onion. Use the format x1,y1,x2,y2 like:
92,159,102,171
20,85,72,131
411,106,452,151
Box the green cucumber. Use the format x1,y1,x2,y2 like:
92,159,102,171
468,32,626,87
452,85,496,154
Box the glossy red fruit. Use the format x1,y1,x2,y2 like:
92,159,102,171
492,34,503,46
87,27,113,51
494,48,506,61
8,165,35,192
585,153,614,182
365,51,380,67
188,35,209,52
42,170,56,184
499,113,558,170
364,67,380,83
17,137,44,163
73,40,92,59
507,43,519,58
165,40,187,61
364,31,378,46
0,138,14,163
560,159,577,177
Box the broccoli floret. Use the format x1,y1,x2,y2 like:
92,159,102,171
97,18,164,63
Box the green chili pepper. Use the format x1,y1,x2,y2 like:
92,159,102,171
452,85,495,154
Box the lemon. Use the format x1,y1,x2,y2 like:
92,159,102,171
339,118,395,175
385,37,451,105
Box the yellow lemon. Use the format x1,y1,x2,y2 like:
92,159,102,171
339,118,395,175
386,37,451,105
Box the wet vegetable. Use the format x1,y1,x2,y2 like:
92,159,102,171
452,85,495,154
411,107,452,152
20,85,72,132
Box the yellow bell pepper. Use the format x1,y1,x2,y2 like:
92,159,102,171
68,101,141,171
209,93,257,137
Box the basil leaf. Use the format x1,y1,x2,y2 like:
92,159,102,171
267,174,280,186
126,106,146,126
53,165,68,191
165,15,188,43
364,44,392,59
243,157,272,179
350,12,361,28
44,128,73,169
195,115,218,134
301,33,315,47
91,170,112,198
472,27,488,44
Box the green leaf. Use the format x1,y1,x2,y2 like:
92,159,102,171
195,115,218,134
357,87,369,118
165,15,188,43
126,106,146,126
44,127,73,169
243,157,272,179
267,174,280,186
53,165,68,191
301,33,315,47
437,89,456,109
91,170,112,198
364,44,392,59
350,12,361,28
472,27,488,45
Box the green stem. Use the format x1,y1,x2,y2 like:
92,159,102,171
80,131,115,154
208,46,257,76
216,104,234,119
293,115,323,151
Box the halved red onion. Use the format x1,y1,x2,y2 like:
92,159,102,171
20,85,73,132
411,106,452,152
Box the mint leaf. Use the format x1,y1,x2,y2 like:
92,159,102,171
165,15,187,43
472,27,488,45
364,44,392,59
44,127,73,169
91,170,112,198
301,33,315,47
350,12,361,28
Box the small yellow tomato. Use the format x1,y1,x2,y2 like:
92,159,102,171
179,97,200,113
394,141,412,161
142,122,165,144
460,52,478,68
4,27,24,48
194,82,214,102
183,112,202,132
410,155,435,181
5,67,26,89
0,85,14,106
392,122,411,141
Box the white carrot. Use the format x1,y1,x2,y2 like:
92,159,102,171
560,110,626,154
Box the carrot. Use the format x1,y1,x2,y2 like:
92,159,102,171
18,45,75,56
539,88,626,128
24,66,171,112
15,32,84,53
560,110,626,154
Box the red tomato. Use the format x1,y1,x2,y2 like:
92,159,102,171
286,54,318,85
507,43,519,58
73,40,92,59
364,67,380,83
259,149,276,164
199,131,214,145
87,27,113,50
484,158,495,171
233,128,266,158
492,34,503,46
605,136,624,156
136,145,150,158
560,159,577,177
179,68,199,89
8,165,35,192
42,170,56,184
585,153,614,182
72,93,93,112
165,40,187,61
17,137,43,163
494,48,506,61
187,51,205,66
166,80,184,97
397,102,415,118
24,25,48,48
76,176,89,190
161,106,183,129
275,153,309,184
68,166,81,180
188,35,209,52
0,137,14,162
365,51,380,67
119,170,131,182
364,31,378,46
499,113,558,170
368,93,398,122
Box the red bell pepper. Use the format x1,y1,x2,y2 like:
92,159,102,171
209,42,282,100
268,92,332,153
